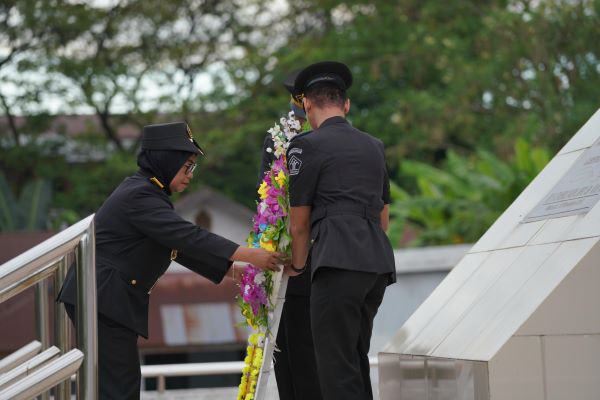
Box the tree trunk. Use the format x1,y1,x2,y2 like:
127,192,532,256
0,92,20,147
96,109,123,151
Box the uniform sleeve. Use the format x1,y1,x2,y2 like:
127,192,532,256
127,187,239,263
175,252,232,284
287,138,322,207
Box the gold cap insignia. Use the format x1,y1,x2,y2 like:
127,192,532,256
186,125,194,143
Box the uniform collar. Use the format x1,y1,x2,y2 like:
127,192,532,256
318,116,348,129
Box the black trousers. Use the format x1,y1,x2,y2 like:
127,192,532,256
274,295,323,400
64,304,141,400
311,267,388,400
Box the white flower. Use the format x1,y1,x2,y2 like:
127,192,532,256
278,234,290,250
254,273,266,285
265,115,302,159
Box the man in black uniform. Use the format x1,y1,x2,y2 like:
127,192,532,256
257,72,322,400
286,61,396,400
58,121,283,399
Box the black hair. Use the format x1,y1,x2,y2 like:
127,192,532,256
304,82,347,109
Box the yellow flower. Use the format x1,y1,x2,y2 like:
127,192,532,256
257,181,268,200
260,240,276,252
275,170,286,187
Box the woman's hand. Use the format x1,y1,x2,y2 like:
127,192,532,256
247,248,283,272
230,247,284,272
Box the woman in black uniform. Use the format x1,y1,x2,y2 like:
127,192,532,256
58,121,283,399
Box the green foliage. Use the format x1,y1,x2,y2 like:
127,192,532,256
0,174,19,231
388,138,550,246
0,0,598,242
50,151,138,221
0,172,52,231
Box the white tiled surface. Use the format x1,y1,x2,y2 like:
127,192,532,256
433,243,558,359
488,336,545,400
403,247,525,357
462,237,597,360
383,251,490,354
528,214,582,245
544,334,600,400
564,198,600,241
497,219,546,249
469,149,585,253
381,109,600,398
517,239,600,336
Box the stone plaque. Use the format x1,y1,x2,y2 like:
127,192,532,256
523,139,600,223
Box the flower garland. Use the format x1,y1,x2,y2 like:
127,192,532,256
236,111,301,400
238,333,265,400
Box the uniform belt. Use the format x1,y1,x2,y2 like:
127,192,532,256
310,204,380,226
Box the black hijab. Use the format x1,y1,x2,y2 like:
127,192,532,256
137,149,192,196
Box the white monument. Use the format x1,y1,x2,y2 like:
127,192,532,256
378,108,600,400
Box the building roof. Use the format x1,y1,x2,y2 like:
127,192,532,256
174,186,254,223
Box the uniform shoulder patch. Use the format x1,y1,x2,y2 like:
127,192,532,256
288,155,302,175
288,147,302,155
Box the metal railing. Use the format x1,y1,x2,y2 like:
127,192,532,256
1,213,381,397
140,356,379,393
0,215,98,399
0,349,84,400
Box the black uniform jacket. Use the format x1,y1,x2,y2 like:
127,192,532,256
58,171,239,338
287,116,396,283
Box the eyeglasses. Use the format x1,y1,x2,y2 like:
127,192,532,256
185,162,197,175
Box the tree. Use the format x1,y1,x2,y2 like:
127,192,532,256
388,138,550,246
1,0,598,237
0,0,89,146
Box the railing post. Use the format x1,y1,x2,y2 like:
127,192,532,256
54,257,72,400
34,279,51,400
157,376,166,393
75,221,98,400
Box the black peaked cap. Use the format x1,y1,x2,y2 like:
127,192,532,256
283,69,302,97
141,122,204,155
294,61,353,94
283,69,306,118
